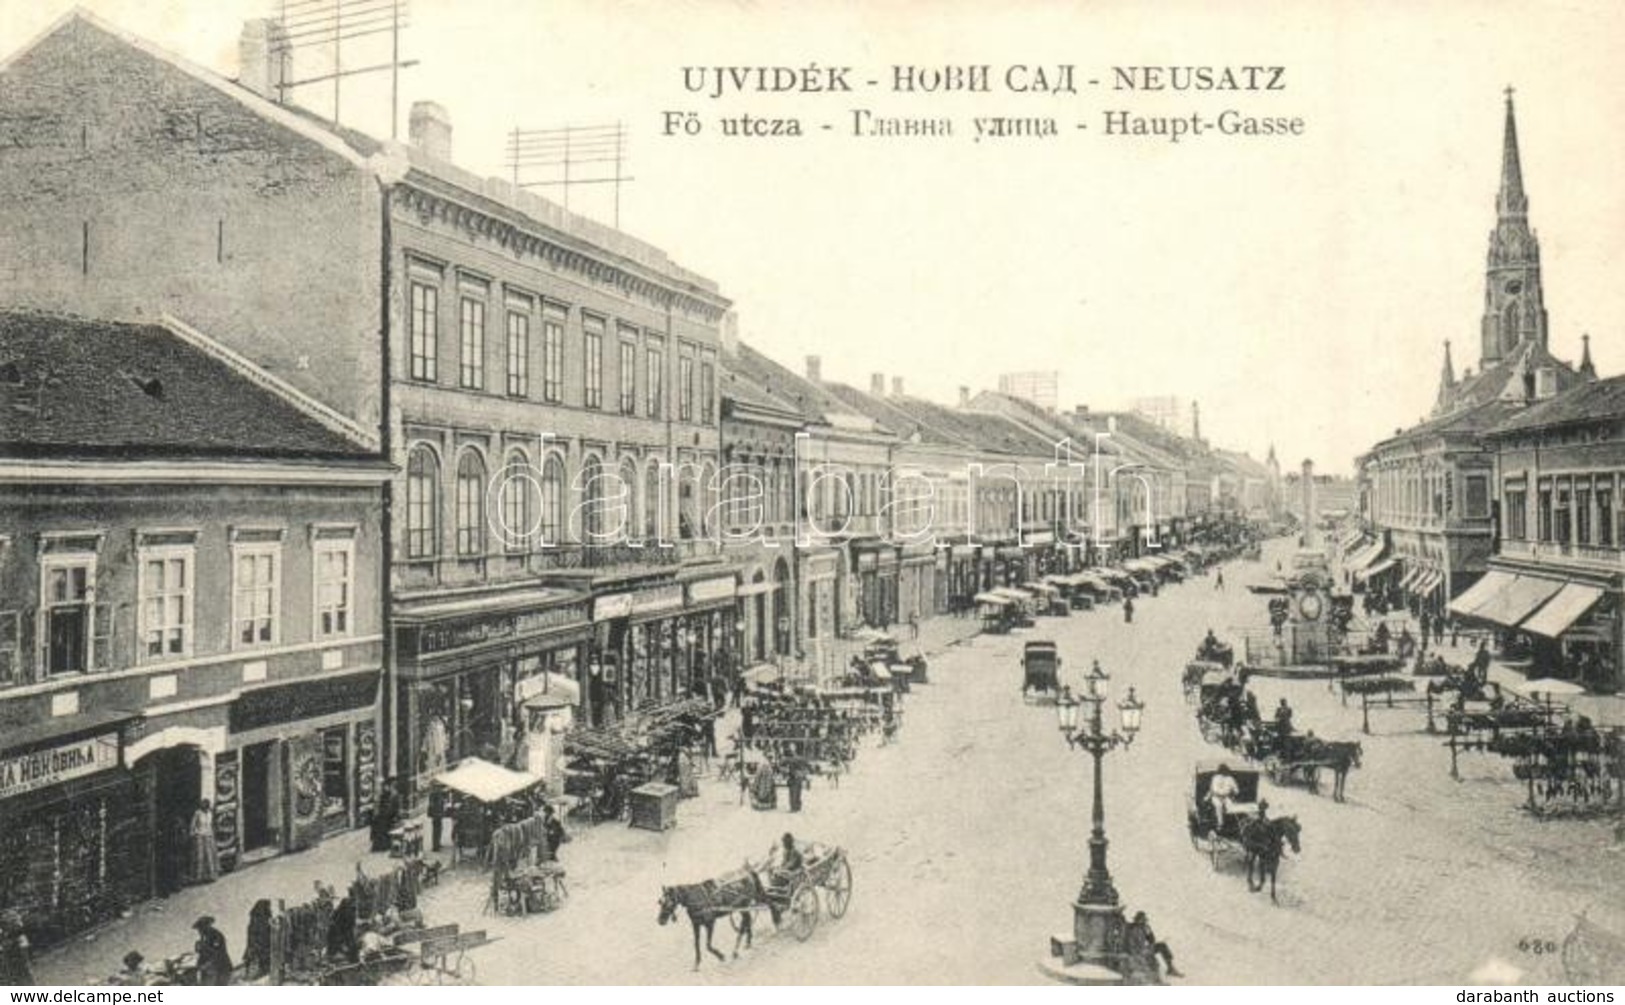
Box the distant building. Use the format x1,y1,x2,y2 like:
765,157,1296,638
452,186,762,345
1130,396,1194,438
996,371,1059,412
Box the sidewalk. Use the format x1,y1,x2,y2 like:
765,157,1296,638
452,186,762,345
1374,609,1625,727
34,611,983,986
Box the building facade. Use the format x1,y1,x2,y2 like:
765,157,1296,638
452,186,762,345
0,12,737,792
0,312,387,945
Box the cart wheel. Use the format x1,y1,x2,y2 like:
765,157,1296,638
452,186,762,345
824,856,853,919
789,885,819,941
455,956,476,984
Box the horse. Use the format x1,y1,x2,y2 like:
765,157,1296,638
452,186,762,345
657,870,763,970
1314,740,1362,802
1238,815,1301,904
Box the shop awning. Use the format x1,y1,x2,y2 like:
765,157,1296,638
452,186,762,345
435,758,542,803
1520,582,1605,638
974,592,1011,606
996,587,1036,601
1417,569,1444,596
1449,570,1516,618
1338,529,1365,553
1400,567,1426,592
1345,541,1386,574
1357,556,1401,582
1471,574,1564,628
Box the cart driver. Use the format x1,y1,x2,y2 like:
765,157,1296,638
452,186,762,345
1208,764,1241,830
765,832,804,897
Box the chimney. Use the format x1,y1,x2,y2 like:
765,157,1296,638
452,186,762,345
410,101,453,162
805,355,822,383
1192,400,1202,443
870,373,885,397
238,19,289,100
958,386,970,408
891,377,904,398
1074,404,1090,419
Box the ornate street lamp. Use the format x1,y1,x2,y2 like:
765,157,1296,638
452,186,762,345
1042,663,1146,985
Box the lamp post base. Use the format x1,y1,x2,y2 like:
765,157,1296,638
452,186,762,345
1036,957,1125,986
1071,899,1128,969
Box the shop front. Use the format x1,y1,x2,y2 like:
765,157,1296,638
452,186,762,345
218,670,381,864
0,714,143,948
592,579,739,721
394,589,593,796
899,543,935,623
853,544,899,628
801,550,839,642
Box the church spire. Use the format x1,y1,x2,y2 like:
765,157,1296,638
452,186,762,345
1434,340,1457,414
1480,87,1547,366
1580,333,1597,381
1497,87,1528,219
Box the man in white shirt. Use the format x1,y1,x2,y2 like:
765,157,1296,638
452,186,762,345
1208,764,1241,830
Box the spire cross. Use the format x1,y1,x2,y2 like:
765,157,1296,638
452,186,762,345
1504,85,1515,101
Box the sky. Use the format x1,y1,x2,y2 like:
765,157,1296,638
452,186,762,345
2,0,1623,476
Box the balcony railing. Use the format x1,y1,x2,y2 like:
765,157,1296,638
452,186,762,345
1499,538,1624,568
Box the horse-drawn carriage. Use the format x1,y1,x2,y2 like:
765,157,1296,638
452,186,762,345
1183,661,1229,702
1246,726,1363,801
657,842,853,968
1185,762,1302,903
1022,640,1062,703
859,634,928,686
1186,761,1263,865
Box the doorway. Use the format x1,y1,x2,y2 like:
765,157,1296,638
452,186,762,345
241,742,275,853
146,746,202,897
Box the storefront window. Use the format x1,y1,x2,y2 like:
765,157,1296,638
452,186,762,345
321,727,348,825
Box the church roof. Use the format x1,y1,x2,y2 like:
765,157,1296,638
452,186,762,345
1487,374,1625,437
1435,339,1579,416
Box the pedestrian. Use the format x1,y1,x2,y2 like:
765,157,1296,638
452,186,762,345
542,804,567,862
370,779,400,852
703,713,719,759
427,784,448,853
1125,910,1182,980
1433,615,1445,646
188,800,219,885
908,613,920,640
786,760,806,813
0,911,32,986
243,899,273,979
1215,570,1225,590
192,915,233,986
1123,596,1135,624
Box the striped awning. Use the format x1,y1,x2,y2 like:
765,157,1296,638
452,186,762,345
1521,583,1605,638
1450,570,1517,619
1471,575,1564,628
1345,541,1386,574
1356,556,1401,582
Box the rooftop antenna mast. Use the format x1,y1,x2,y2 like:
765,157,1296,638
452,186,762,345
273,0,418,137
505,123,633,227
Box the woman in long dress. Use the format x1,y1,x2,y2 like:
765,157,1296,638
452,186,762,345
189,801,219,885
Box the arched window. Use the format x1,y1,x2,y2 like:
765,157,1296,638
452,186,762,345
500,450,531,551
618,458,640,543
581,455,605,542
540,453,565,544
406,446,439,558
645,459,663,541
455,450,486,555
699,461,717,537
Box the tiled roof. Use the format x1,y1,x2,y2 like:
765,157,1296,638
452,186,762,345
0,311,377,460
1437,340,1580,415
1372,397,1525,452
1488,373,1625,435
823,385,1055,456
723,344,872,429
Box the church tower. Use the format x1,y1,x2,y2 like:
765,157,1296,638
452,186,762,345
1480,89,1549,366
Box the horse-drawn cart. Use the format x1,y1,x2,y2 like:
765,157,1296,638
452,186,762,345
658,843,853,969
